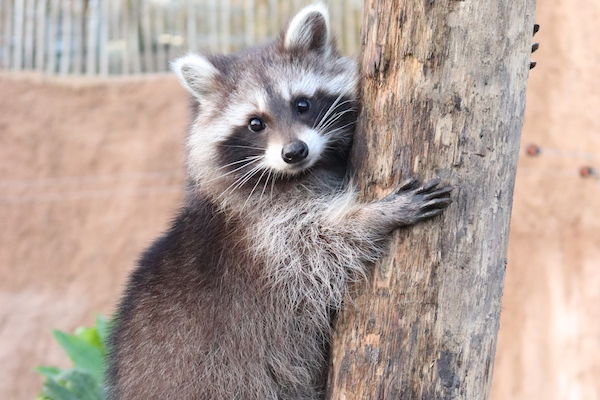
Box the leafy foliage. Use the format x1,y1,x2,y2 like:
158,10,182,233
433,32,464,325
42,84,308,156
36,316,109,400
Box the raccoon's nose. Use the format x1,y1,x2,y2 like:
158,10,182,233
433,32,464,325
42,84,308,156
282,140,309,164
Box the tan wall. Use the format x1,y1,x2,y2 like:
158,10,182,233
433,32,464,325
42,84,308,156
0,74,188,399
0,0,598,397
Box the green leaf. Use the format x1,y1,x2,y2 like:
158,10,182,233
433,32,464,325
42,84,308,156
42,378,80,400
52,330,105,381
41,369,104,400
95,315,109,351
36,366,61,379
38,318,109,399
74,326,103,352
60,369,104,400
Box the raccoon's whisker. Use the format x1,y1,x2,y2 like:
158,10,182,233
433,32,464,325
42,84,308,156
204,157,262,184
317,103,354,133
312,107,328,129
215,155,263,171
232,166,264,202
238,164,264,189
221,145,266,151
323,120,356,137
214,161,263,196
315,93,345,131
222,163,264,198
323,96,356,119
269,171,277,200
317,107,356,134
259,170,272,205
318,108,357,133
221,168,257,197
243,168,269,209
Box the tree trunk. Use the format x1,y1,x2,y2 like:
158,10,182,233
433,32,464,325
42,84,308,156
327,1,536,399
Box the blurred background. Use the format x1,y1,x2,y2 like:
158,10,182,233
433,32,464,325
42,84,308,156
0,0,598,399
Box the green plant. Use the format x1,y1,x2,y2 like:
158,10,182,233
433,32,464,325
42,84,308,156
36,315,109,400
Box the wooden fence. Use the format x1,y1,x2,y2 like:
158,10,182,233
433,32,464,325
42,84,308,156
0,0,362,76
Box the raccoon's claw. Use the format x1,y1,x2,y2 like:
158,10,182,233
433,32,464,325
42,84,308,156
415,178,441,194
530,42,539,70
530,24,540,70
416,209,446,222
421,197,452,211
422,186,453,200
396,178,419,192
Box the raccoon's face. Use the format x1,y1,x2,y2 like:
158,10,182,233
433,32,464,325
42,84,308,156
173,4,358,194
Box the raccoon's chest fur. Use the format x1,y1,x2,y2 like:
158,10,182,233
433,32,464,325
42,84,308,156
244,185,375,320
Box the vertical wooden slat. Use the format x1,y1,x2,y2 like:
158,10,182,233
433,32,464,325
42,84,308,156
343,0,354,55
252,0,263,42
71,0,83,74
195,0,204,49
331,0,344,53
187,0,197,53
256,0,267,42
163,2,180,66
154,3,167,71
35,0,47,71
349,1,362,56
46,0,58,74
122,0,129,74
220,0,230,52
244,0,255,46
162,3,170,69
86,0,99,75
130,0,141,74
141,0,155,73
59,0,72,75
108,0,121,74
13,0,25,70
174,2,186,60
99,0,109,75
0,0,4,68
23,0,35,69
2,0,14,69
80,0,87,73
117,0,125,74
268,0,278,39
292,0,302,13
283,0,294,31
208,0,218,52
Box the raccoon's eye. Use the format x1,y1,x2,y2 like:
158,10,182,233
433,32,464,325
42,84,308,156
248,117,266,132
295,98,310,113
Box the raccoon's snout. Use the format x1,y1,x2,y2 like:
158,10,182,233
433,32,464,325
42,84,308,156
282,140,309,164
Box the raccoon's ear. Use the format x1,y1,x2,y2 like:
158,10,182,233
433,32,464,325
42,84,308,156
171,53,220,101
283,3,331,54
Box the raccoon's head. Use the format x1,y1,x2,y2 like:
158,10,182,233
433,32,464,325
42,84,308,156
173,3,358,197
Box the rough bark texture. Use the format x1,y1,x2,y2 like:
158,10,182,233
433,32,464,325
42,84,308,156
327,1,536,399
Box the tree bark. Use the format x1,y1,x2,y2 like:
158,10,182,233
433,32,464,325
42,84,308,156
327,1,536,399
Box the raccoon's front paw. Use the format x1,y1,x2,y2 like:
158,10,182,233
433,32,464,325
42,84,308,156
382,177,452,228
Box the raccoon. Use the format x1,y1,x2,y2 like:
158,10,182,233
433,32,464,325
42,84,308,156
107,4,452,399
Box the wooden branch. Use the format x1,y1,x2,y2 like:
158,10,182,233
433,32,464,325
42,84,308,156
327,0,536,399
